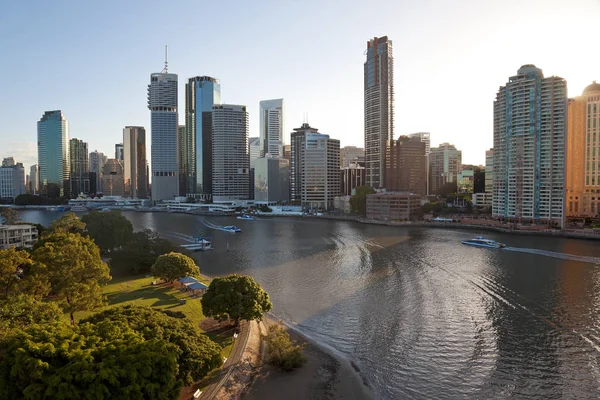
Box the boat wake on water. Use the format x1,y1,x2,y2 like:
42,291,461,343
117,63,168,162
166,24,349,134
503,247,600,265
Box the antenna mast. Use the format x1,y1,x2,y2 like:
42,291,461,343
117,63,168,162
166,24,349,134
162,45,169,73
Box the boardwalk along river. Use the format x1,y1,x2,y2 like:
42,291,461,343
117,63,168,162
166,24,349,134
20,210,600,399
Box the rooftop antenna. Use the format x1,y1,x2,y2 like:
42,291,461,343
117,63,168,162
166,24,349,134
162,45,169,73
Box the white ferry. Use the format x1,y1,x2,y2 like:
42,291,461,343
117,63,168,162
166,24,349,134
237,215,255,220
222,225,242,233
461,236,506,249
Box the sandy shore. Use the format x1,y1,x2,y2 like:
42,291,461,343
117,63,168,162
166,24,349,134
243,317,372,400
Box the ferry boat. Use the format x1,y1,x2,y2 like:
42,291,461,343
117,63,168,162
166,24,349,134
237,215,255,220
222,225,242,233
461,236,506,249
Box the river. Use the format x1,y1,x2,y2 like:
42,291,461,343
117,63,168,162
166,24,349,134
18,210,600,399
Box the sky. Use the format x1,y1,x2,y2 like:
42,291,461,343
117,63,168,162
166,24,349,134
1,0,599,172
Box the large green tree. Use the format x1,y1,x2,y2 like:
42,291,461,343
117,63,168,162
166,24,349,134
48,212,86,235
201,274,273,325
0,294,62,334
151,252,199,283
81,210,133,253
0,247,32,298
0,207,19,225
32,232,111,325
0,320,182,400
350,186,376,216
82,306,223,385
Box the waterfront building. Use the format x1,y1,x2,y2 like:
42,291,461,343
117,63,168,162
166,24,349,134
37,110,69,198
566,81,600,217
0,161,26,200
290,123,340,210
184,76,221,198
212,104,249,201
89,151,107,193
341,164,366,196
148,66,179,201
254,157,290,202
429,143,462,195
457,168,474,194
364,36,394,189
407,132,431,194
334,195,351,213
0,224,38,250
485,149,494,196
69,138,90,197
115,143,124,162
29,164,39,194
249,137,261,169
340,146,365,168
123,126,147,198
259,99,285,158
366,192,421,221
493,65,566,226
473,192,492,208
101,159,125,197
386,135,427,197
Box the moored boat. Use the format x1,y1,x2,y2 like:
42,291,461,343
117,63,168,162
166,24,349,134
461,236,506,249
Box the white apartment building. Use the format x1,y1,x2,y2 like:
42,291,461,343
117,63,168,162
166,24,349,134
0,224,38,250
0,163,26,200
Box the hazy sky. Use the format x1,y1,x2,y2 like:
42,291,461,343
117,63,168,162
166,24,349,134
1,0,599,171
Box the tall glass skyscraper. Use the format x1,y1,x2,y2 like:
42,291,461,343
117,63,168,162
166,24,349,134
123,126,147,199
148,71,178,201
259,99,285,158
493,65,566,227
69,138,89,196
364,36,394,189
184,76,221,198
37,110,69,198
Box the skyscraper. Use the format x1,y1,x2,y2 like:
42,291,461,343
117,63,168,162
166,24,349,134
407,132,431,194
69,138,89,196
259,99,285,158
566,81,600,217
254,157,290,202
485,149,494,195
249,137,261,169
429,143,462,194
177,125,186,196
386,136,427,196
148,63,178,201
290,123,340,210
0,160,25,200
211,104,249,201
493,65,566,226
115,143,124,161
37,110,69,197
123,126,147,198
101,159,125,197
89,151,107,193
364,36,394,189
340,146,365,168
184,76,221,198
29,164,39,194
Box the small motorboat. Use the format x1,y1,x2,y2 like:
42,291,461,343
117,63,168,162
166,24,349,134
461,236,506,249
222,225,242,233
237,215,255,220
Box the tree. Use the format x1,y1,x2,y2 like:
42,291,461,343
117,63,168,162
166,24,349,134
0,207,19,225
81,210,133,253
82,306,223,385
151,252,199,283
436,181,457,197
0,247,32,298
201,274,273,325
48,212,86,235
350,186,376,216
0,294,62,333
263,323,306,371
0,320,182,400
32,232,111,325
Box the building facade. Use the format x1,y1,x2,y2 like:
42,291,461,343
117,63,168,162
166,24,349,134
101,159,125,197
485,149,494,195
184,76,221,198
37,110,69,197
89,151,107,194
212,104,249,201
429,143,462,195
29,164,39,194
290,123,340,210
0,224,38,250
457,168,475,194
364,36,394,189
366,192,421,221
148,71,179,201
69,138,89,197
123,126,147,198
407,132,431,195
566,81,600,217
341,164,366,196
115,143,124,161
259,99,285,158
249,137,261,169
254,157,290,202
493,65,566,226
386,135,427,196
0,162,25,200
340,146,365,168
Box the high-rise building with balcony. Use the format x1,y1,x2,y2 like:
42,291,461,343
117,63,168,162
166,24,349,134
123,126,147,198
429,143,462,195
493,65,566,226
184,76,221,198
364,36,394,189
386,135,427,196
211,104,249,201
148,67,178,201
259,99,285,158
566,81,600,217
69,138,89,196
37,110,69,198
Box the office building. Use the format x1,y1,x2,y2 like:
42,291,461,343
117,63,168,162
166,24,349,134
290,123,340,210
457,168,475,194
340,146,365,168
69,138,90,196
485,149,494,195
0,161,25,200
212,104,249,201
364,36,394,189
429,143,462,195
283,144,291,161
184,76,221,198
407,132,431,194
148,66,179,201
29,164,39,194
259,99,285,158
341,164,366,196
566,81,600,217
386,136,427,196
0,224,38,250
101,159,124,197
2,158,15,167
37,110,69,197
89,151,107,194
115,143,124,161
177,125,186,195
493,65,566,226
366,192,421,221
249,137,261,169
254,157,290,202
123,126,147,198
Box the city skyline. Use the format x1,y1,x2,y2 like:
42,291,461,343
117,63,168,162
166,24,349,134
2,1,598,171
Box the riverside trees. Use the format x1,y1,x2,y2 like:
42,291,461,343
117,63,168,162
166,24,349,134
82,210,133,253
152,252,200,283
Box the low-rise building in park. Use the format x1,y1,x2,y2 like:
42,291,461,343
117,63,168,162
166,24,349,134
0,224,38,250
